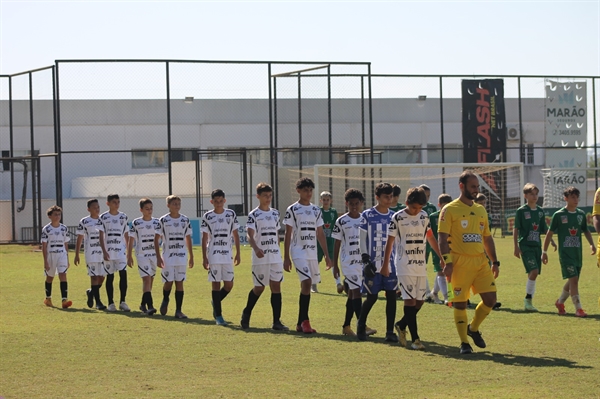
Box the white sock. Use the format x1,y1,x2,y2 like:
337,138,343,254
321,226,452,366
437,276,448,300
425,278,431,294
334,276,341,285
558,290,570,304
571,295,582,310
526,279,536,297
433,277,440,295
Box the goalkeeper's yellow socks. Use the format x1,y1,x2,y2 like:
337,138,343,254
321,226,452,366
470,302,492,332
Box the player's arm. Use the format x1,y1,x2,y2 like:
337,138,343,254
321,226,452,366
42,242,50,271
186,235,194,268
583,230,596,255
232,229,241,266
126,232,135,267
154,233,163,268
63,241,70,269
201,232,209,270
438,232,452,279
483,235,499,278
247,227,264,259
381,234,394,278
74,235,83,266
541,230,554,265
513,228,521,258
332,238,341,279
283,225,293,272
99,230,110,261
316,226,332,269
594,214,600,237
426,230,444,268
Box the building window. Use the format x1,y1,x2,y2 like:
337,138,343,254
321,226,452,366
520,144,534,165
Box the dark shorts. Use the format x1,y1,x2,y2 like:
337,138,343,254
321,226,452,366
362,272,398,294
520,245,542,274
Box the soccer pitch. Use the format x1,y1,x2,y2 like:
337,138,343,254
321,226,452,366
1,237,599,398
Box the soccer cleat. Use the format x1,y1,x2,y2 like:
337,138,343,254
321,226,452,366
272,321,289,331
356,324,368,341
575,308,588,318
336,283,344,294
119,302,131,312
240,312,250,330
139,304,148,314
365,326,377,336
555,300,566,315
86,289,93,308
459,342,473,354
215,316,228,326
524,298,538,312
175,312,188,319
432,293,444,305
492,302,502,310
342,325,356,336
107,303,117,312
411,339,425,350
160,300,169,316
424,292,433,303
61,299,72,309
385,332,399,343
467,324,486,348
96,303,107,311
146,307,157,316
297,320,316,334
311,284,319,293
43,298,53,307
394,322,407,347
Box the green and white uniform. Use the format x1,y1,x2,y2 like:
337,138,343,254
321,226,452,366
549,207,588,279
318,207,338,263
429,209,442,272
389,204,405,213
514,204,548,273
423,202,437,263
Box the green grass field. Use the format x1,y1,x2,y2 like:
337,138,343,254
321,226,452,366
1,236,599,398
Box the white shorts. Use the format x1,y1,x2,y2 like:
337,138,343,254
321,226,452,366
398,275,428,301
344,273,363,291
104,259,127,274
252,263,284,287
208,263,234,282
137,256,157,278
341,262,362,282
45,251,68,277
293,258,320,283
161,265,187,282
87,262,106,277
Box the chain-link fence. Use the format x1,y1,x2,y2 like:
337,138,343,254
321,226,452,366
0,59,598,242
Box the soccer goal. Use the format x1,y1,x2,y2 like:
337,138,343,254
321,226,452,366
541,167,600,208
288,162,524,233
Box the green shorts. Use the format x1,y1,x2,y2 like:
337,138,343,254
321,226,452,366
560,258,582,279
432,252,442,273
520,246,542,274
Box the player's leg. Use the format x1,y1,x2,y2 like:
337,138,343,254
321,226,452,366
241,264,266,329
383,273,399,343
294,258,316,333
209,265,227,324
161,265,174,316
468,259,497,345
58,270,71,309
449,255,473,353
118,261,129,311
569,274,586,317
522,247,540,311
91,273,106,310
104,261,116,311
357,274,381,341
44,257,56,306
556,259,577,314
269,278,287,331
174,277,186,319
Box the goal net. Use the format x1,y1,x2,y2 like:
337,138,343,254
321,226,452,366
541,168,600,208
284,162,524,232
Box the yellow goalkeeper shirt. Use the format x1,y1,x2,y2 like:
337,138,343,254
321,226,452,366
438,198,490,256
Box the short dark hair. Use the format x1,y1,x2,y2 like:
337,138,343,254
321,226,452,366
523,183,539,195
438,194,452,206
296,177,315,190
87,199,98,208
107,193,120,202
419,184,431,192
47,205,62,217
211,189,225,199
392,184,401,197
344,188,365,202
563,186,580,198
139,198,153,209
459,170,478,186
406,187,427,205
256,182,273,195
166,195,181,205
375,182,393,197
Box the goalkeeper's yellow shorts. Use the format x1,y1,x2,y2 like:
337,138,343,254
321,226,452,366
450,253,496,302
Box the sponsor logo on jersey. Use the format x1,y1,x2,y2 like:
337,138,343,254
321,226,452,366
532,222,538,231
569,226,578,236
577,215,583,224
462,233,482,243
524,212,531,219
561,215,568,224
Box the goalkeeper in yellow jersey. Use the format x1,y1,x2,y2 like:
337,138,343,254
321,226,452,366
438,171,500,355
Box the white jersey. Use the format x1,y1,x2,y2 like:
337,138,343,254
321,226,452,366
283,202,324,260
331,213,362,270
129,217,161,259
76,216,105,263
388,209,430,277
41,223,70,254
246,207,282,265
158,213,191,267
201,209,240,264
100,211,128,260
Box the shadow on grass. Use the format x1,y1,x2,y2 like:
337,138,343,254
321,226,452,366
494,306,600,320
56,306,218,325
423,341,594,369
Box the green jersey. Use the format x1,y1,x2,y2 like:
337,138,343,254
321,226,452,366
549,207,588,264
390,204,405,213
514,204,548,247
318,207,338,260
423,202,437,216
429,210,440,240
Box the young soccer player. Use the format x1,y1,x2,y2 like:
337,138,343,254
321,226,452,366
41,205,72,308
155,195,194,319
74,199,110,310
429,194,452,304
542,186,596,317
202,189,241,326
389,184,405,213
513,184,555,311
384,187,444,350
283,177,332,334
241,183,288,331
127,198,162,315
100,194,131,312
316,191,341,293
356,182,398,342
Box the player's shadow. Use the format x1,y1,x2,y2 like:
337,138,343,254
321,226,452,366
423,341,593,369
58,306,218,324
494,307,600,320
